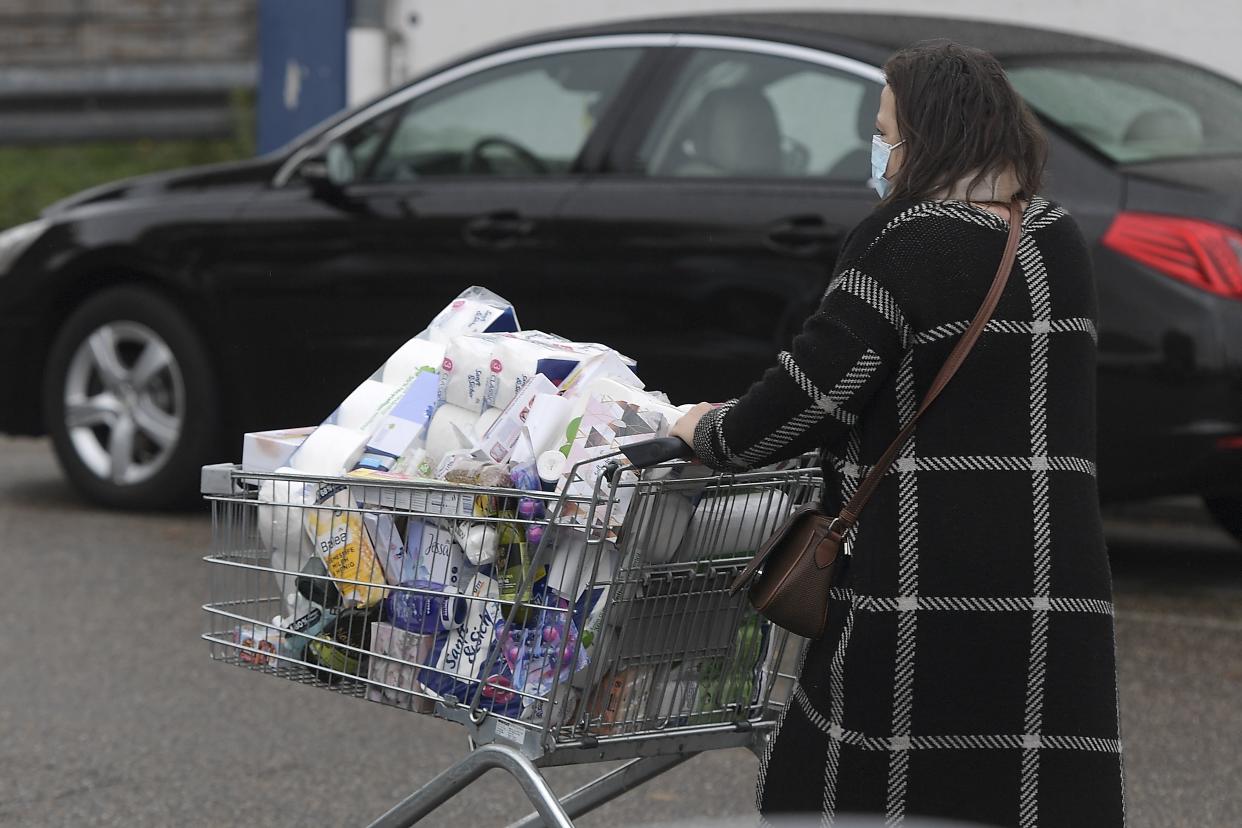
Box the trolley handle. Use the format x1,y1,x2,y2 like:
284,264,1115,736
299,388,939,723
618,436,694,471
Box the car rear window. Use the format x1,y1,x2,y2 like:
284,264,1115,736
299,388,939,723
1006,57,1242,164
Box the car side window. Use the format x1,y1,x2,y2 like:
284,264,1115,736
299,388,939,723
637,49,880,180
356,48,642,182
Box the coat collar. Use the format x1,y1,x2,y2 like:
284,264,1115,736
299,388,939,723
933,168,1021,203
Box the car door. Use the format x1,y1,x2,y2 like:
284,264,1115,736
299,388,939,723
214,44,650,428
556,41,885,403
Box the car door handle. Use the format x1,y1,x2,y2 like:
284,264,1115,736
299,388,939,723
463,211,535,246
766,216,842,252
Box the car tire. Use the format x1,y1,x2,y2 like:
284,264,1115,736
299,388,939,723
1202,496,1242,547
42,285,219,509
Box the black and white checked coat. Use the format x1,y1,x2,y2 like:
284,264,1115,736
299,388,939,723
693,197,1124,826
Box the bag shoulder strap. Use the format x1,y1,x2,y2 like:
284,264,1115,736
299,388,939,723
826,198,1024,541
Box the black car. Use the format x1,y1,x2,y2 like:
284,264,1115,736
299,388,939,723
2,11,1241,541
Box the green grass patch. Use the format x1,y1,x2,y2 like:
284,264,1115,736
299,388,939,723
0,91,257,229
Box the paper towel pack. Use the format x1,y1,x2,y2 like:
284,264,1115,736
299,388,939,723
354,370,440,472
289,423,370,476
330,380,404,432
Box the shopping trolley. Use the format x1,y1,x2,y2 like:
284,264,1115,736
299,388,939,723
202,437,819,827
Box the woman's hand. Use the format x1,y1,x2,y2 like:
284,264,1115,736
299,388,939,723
670,402,715,452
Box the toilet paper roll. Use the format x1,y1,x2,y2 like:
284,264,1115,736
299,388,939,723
257,473,318,604
487,336,558,411
381,338,447,386
424,403,481,467
544,528,619,601
473,407,503,442
537,450,566,491
510,394,575,464
334,380,402,432
675,491,793,562
452,522,500,566
623,491,696,566
289,424,370,476
439,335,495,413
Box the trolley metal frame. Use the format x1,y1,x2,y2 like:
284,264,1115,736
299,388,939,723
202,440,817,826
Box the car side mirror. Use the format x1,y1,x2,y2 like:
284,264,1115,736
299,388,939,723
299,140,355,197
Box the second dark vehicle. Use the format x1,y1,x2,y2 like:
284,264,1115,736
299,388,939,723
1,12,1240,542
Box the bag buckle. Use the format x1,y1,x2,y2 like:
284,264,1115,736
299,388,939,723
826,516,852,556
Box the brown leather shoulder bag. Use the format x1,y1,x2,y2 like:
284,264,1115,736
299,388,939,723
729,199,1024,639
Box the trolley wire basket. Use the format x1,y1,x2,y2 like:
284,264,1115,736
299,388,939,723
202,438,819,826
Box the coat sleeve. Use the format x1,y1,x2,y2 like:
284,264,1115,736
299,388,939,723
691,249,915,472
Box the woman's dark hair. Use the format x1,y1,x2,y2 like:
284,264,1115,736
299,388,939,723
881,40,1047,204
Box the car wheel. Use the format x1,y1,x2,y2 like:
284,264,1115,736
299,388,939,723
1202,496,1242,546
42,286,219,508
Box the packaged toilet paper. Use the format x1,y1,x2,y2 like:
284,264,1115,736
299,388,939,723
490,332,638,408
330,380,405,433
422,286,519,345
439,334,496,413
418,571,510,708
621,489,698,566
675,490,793,562
380,337,447,386
423,403,481,467
257,474,320,602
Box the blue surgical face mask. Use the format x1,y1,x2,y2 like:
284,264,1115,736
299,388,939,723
870,134,905,198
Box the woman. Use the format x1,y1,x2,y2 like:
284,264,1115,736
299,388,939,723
671,41,1125,826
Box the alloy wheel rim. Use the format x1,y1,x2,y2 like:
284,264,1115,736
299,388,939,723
62,321,185,486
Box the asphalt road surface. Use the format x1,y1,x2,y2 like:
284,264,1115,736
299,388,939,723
0,436,1238,827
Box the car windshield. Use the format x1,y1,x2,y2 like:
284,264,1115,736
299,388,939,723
1007,56,1242,164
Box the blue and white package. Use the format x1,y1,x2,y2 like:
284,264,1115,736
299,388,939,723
353,370,440,472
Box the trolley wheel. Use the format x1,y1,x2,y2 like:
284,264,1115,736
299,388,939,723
42,285,220,509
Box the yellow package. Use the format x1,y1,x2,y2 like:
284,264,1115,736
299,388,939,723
304,485,388,607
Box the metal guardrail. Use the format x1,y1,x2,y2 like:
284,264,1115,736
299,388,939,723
0,62,257,143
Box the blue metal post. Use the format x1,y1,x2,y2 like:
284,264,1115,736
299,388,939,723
257,0,349,154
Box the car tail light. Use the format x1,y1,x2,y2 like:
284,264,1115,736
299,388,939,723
1102,212,1242,300
1217,436,1242,450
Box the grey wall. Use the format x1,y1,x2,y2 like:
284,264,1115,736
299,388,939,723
0,0,256,142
